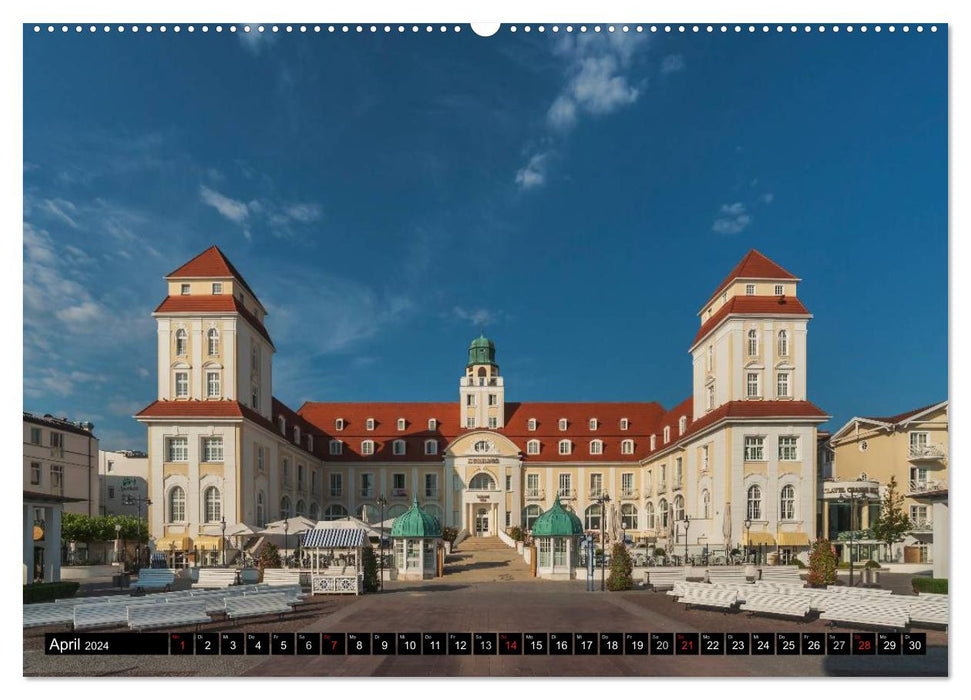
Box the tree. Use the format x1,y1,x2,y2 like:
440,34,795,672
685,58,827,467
607,542,633,591
258,543,282,581
361,545,379,592
807,539,838,587
870,476,912,562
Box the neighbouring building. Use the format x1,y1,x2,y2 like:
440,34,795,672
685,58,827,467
23,412,99,582
825,400,948,565
98,450,150,518
137,246,828,566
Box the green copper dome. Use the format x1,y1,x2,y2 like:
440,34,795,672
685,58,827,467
531,495,584,537
467,333,498,367
390,497,443,539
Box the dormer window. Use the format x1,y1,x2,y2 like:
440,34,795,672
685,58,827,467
212,282,222,294
621,439,634,455
428,418,437,431
278,416,286,435
424,439,438,455
329,440,342,456
558,440,572,455
679,417,687,436
365,418,375,431
620,418,629,431
528,418,537,431
361,440,375,455
745,284,756,296
397,418,406,431
180,284,190,295
663,426,671,444
558,418,568,431
774,284,784,296
589,440,603,455
307,435,314,452
335,418,345,431
589,419,598,431
393,439,406,456
650,434,657,450
527,440,540,455
293,426,300,444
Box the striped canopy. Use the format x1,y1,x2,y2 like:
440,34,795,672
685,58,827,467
302,527,368,549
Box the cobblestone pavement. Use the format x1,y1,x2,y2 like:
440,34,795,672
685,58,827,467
24,576,947,678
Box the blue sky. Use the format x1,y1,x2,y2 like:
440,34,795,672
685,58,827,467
23,25,947,450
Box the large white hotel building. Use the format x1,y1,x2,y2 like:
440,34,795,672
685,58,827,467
137,247,828,560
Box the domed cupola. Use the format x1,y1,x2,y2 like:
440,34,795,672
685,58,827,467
467,333,498,368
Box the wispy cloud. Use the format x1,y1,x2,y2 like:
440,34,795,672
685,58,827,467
712,202,753,235
515,152,549,189
199,185,249,223
762,192,774,204
198,184,323,240
660,54,686,75
452,306,502,327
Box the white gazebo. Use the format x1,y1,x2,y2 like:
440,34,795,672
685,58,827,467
302,527,367,594
531,495,584,580
390,498,442,581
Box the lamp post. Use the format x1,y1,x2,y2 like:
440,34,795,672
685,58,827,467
842,487,866,588
595,493,611,591
376,495,388,591
682,515,691,565
284,519,290,569
114,523,122,572
744,518,752,564
123,495,152,569
220,514,227,567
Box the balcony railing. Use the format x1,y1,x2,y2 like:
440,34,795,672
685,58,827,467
329,489,343,498
657,481,667,494
589,489,604,499
909,444,946,460
672,479,683,491
525,489,545,500
392,488,408,498
909,479,947,494
360,489,375,498
909,519,934,532
620,489,639,500
424,489,439,500
460,376,504,387
557,488,576,499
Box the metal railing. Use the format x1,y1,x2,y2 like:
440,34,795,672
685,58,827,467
329,489,343,498
525,489,544,500
589,489,604,499
909,478,947,494
360,489,375,498
909,444,946,459
620,489,639,500
424,489,439,499
557,488,577,499
392,488,408,497
909,519,934,532
657,481,667,494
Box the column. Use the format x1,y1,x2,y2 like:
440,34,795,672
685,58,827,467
48,506,62,581
23,504,33,585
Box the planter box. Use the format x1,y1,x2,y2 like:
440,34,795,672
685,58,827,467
516,542,524,554
239,568,260,584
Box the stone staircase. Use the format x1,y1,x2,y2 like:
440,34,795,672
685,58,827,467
455,536,505,551
445,537,533,582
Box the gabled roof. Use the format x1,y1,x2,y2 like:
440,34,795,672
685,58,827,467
166,246,259,302
691,295,811,348
704,249,799,308
830,400,948,442
153,294,274,347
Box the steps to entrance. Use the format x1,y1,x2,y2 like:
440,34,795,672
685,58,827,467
455,537,504,551
445,539,533,582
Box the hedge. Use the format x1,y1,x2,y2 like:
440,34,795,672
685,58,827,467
24,581,80,604
912,577,948,594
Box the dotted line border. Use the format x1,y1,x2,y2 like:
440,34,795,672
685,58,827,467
30,24,940,35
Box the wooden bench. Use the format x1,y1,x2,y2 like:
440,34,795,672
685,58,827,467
192,569,238,589
128,602,211,631
740,593,812,619
224,593,293,623
647,570,686,591
134,569,177,592
261,569,302,587
678,587,738,611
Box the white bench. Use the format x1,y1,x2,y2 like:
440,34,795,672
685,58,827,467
760,566,804,583
918,592,949,601
667,581,711,597
678,587,738,610
708,572,751,586
820,600,911,630
249,584,305,605
74,599,165,630
261,569,302,587
128,602,211,631
224,593,293,623
23,602,77,628
647,570,687,591
740,593,812,619
826,585,892,595
192,569,238,589
908,597,949,627
134,569,177,592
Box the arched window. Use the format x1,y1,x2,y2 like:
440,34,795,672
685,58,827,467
674,495,685,522
644,502,655,530
621,503,638,530
323,504,347,521
309,502,319,520
357,504,380,523
777,329,789,357
589,439,603,455
584,504,602,531
747,328,758,356
207,328,220,356
701,489,711,519
280,496,291,520
747,485,762,520
203,486,221,522
387,504,408,519
295,499,306,517
558,440,572,455
469,472,496,491
780,485,796,520
526,439,540,455
621,439,634,455
523,504,542,531
175,329,187,357
168,486,185,522
256,491,265,527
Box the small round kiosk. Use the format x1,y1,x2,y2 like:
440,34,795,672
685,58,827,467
390,497,442,581
531,495,584,580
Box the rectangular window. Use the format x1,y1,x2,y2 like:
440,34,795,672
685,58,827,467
361,473,374,498
206,371,221,398
466,395,475,406
393,440,406,455
335,418,344,431
505,475,512,491
488,394,497,406
621,472,634,497
590,441,603,455
505,511,511,528
774,284,784,296
428,418,437,431
425,473,438,498
746,372,760,398
702,444,710,471
538,538,551,568
282,459,290,485
620,418,629,430
167,437,188,462
909,432,929,457
51,465,63,494
488,416,498,429
744,436,765,461
558,473,571,497
30,461,41,485
108,486,115,499
590,473,603,498
212,282,223,294
779,436,798,461
526,473,539,494
589,419,597,430
910,505,928,526
330,440,342,456
175,371,189,398
50,431,64,457
29,427,42,445
361,441,374,455
297,464,305,489
675,457,683,487
181,283,191,295
776,372,790,398
393,473,406,495
553,538,567,566
202,437,224,462
707,384,715,410
528,418,537,431
107,460,114,472
424,440,437,455
558,419,568,431
466,417,475,428
527,441,540,455
330,473,342,497
745,284,756,295
558,440,571,455
257,446,265,471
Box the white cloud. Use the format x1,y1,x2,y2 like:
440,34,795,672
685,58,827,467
41,198,80,228
284,203,322,223
199,185,249,223
762,192,775,204
452,307,500,326
712,202,753,235
515,152,549,189
660,54,686,74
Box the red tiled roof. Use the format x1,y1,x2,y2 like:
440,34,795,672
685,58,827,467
153,295,273,346
166,246,259,301
691,295,811,348
861,401,946,425
705,249,799,307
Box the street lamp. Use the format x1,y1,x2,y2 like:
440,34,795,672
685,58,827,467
376,495,388,592
842,487,866,588
114,523,122,570
123,495,152,569
220,514,227,567
744,518,752,564
595,492,611,591
682,515,691,564
284,519,290,569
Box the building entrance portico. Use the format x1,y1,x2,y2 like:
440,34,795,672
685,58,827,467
474,507,491,537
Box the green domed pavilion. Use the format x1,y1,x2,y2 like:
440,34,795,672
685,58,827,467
390,497,442,580
532,495,583,580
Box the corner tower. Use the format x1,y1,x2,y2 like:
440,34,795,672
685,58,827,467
459,334,505,430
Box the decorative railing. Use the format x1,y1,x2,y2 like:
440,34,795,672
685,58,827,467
329,490,343,498
908,479,947,494
424,489,440,499
392,488,408,497
657,481,667,494
620,490,639,500
311,572,363,595
557,488,577,499
909,519,934,532
589,489,604,499
525,489,545,500
908,444,946,460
